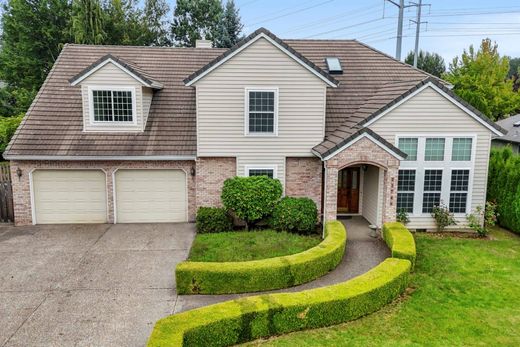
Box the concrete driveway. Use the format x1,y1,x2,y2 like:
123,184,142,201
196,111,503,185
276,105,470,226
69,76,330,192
0,223,195,347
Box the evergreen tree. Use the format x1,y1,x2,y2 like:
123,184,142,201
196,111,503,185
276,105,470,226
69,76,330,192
214,0,243,48
103,0,142,45
71,0,106,44
404,50,446,78
141,0,171,46
443,39,520,121
171,0,222,47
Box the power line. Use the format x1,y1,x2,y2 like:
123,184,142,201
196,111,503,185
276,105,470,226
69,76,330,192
248,0,336,27
303,17,385,38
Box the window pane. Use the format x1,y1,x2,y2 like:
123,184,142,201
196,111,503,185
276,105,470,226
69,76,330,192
398,170,415,191
452,138,472,161
422,193,441,213
449,193,467,213
248,91,275,133
398,138,418,161
93,90,113,121
450,170,469,191
424,169,442,191
112,90,133,122
425,138,445,161
397,193,414,213
248,169,274,179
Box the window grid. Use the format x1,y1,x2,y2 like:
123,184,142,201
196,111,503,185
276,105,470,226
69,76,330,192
452,138,472,161
422,169,443,213
397,170,415,213
425,138,445,161
248,91,275,133
450,169,469,213
398,138,418,161
248,169,274,179
92,90,133,122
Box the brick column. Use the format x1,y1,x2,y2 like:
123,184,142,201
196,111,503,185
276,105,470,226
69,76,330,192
324,158,339,221
382,164,399,223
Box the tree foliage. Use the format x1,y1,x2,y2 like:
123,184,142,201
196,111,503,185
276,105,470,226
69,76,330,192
171,0,223,47
0,113,24,155
141,0,171,46
71,0,106,44
404,50,446,77
214,0,243,48
508,57,520,92
443,39,520,121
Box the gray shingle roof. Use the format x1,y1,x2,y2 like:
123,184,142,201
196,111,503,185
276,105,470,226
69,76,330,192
495,114,520,144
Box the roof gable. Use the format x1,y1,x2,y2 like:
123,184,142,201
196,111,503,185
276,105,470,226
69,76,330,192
184,28,339,88
69,54,163,89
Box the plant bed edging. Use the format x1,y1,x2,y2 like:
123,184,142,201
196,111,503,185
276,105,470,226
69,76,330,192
176,221,347,294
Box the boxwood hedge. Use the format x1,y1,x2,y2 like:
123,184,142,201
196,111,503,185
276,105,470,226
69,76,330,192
176,220,346,294
382,222,416,269
148,257,411,347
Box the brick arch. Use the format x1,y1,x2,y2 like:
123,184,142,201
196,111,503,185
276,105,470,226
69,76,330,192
324,136,400,223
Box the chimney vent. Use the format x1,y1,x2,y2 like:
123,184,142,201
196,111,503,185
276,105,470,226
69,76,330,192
195,39,212,48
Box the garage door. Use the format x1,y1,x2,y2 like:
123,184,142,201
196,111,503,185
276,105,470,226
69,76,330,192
32,170,107,224
115,170,187,223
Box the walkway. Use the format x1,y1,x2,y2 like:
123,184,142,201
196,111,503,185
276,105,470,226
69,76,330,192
174,216,390,313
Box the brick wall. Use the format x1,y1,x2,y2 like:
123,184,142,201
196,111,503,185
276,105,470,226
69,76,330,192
195,157,236,209
10,160,196,226
285,157,322,212
324,137,400,222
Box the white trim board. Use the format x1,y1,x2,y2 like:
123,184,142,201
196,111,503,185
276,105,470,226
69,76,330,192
244,164,278,179
244,87,279,137
185,32,338,88
361,82,503,137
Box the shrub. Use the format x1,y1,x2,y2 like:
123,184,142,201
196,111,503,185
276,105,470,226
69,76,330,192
466,201,499,237
176,221,346,294
487,147,520,234
431,203,456,232
396,208,410,225
382,222,416,269
148,258,411,347
196,207,233,234
221,176,283,229
270,197,318,234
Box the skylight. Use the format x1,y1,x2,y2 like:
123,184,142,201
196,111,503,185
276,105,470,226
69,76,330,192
325,57,343,74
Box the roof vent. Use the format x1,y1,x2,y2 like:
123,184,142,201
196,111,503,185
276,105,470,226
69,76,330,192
195,39,212,48
325,57,343,74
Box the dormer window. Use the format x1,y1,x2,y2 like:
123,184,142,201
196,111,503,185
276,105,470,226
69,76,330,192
89,87,136,124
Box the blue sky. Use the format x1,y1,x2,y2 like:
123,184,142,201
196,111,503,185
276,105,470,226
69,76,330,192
226,0,520,65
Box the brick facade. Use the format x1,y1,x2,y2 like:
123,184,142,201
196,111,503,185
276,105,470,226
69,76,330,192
195,157,236,209
324,137,400,222
285,157,323,212
10,160,197,226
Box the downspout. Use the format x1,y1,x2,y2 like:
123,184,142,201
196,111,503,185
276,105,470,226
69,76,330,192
323,164,328,239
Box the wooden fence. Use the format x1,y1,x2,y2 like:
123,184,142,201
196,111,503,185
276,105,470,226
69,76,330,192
0,162,14,223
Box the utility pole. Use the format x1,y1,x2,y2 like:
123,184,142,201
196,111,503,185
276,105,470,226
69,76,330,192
413,0,422,67
385,0,410,61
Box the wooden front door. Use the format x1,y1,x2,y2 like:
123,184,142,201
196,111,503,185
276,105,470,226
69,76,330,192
337,167,360,213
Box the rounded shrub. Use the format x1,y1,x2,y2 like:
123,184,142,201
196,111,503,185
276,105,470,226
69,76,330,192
382,222,416,269
221,176,283,229
270,197,318,234
196,207,233,234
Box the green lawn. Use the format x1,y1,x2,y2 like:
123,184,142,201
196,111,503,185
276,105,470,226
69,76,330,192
243,227,520,346
187,230,322,262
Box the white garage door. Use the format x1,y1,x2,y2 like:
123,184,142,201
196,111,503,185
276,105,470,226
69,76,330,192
115,169,187,223
32,170,107,224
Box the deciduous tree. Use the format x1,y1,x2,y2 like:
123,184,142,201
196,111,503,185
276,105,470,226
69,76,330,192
171,0,222,47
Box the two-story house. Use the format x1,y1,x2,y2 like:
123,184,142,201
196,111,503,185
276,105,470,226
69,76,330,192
4,28,505,230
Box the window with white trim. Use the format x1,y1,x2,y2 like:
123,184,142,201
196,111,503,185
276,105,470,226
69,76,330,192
449,169,469,213
247,168,274,179
246,89,277,134
92,89,134,122
422,169,442,213
425,138,445,161
397,170,415,213
451,138,472,161
398,138,418,161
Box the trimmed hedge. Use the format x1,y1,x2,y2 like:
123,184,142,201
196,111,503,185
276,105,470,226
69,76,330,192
382,222,416,269
487,147,520,234
148,257,411,347
176,220,346,294
270,197,318,234
195,207,233,233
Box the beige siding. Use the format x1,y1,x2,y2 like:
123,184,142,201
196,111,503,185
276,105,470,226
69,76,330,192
80,63,146,132
195,37,327,186
369,86,492,230
361,165,382,226
237,156,286,190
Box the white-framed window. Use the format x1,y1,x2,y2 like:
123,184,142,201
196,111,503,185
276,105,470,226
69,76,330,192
245,165,277,179
244,87,278,136
89,86,136,124
396,135,475,216
398,138,418,161
397,169,416,212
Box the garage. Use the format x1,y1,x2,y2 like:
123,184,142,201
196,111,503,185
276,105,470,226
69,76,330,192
114,169,187,223
32,170,108,224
